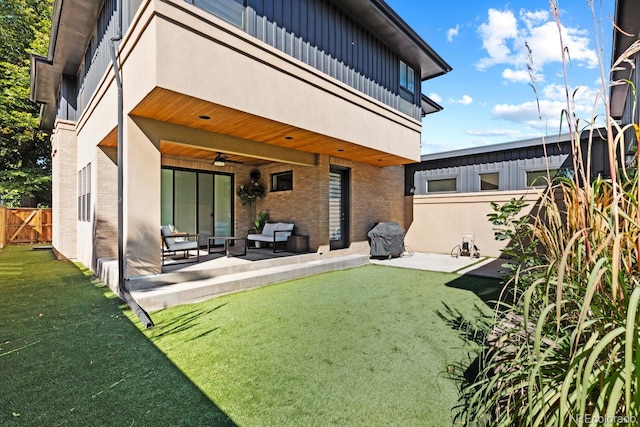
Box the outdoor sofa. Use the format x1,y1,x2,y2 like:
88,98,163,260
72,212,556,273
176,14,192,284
247,222,295,253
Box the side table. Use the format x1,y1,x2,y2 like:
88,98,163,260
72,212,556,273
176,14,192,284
208,236,247,257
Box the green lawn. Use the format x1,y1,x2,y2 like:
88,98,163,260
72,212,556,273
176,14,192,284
0,245,232,426
132,264,500,426
1,244,499,426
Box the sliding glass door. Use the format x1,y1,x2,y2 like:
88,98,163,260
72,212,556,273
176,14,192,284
161,168,233,246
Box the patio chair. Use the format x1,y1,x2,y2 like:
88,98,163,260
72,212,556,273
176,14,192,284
161,225,200,265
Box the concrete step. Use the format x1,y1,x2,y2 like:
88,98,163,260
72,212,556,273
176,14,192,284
130,254,369,311
128,252,322,290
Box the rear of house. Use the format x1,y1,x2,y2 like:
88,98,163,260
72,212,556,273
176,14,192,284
30,0,450,279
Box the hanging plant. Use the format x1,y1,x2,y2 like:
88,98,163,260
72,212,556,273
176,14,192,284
237,179,265,205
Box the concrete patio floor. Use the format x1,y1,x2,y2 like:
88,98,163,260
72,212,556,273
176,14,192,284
369,252,509,279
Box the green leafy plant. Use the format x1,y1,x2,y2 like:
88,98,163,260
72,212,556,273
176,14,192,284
488,196,543,290
237,180,265,205
253,211,269,230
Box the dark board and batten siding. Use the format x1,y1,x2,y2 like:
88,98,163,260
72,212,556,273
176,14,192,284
245,0,422,119
67,0,423,124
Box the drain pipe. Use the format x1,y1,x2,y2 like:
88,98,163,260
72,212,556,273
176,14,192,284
109,0,154,328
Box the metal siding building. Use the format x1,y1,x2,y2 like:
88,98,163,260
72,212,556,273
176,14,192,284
405,131,610,196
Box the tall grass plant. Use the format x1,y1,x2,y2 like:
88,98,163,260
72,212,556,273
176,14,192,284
458,1,640,425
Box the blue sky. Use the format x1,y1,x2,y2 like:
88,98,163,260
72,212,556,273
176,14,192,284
384,0,615,154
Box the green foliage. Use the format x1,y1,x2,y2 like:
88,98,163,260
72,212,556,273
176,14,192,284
237,179,265,205
458,3,640,424
253,211,269,229
488,197,543,271
0,0,52,207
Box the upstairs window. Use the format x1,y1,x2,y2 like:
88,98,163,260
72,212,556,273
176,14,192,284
193,0,244,28
399,60,415,93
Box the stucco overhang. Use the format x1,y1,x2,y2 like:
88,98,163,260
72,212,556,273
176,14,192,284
336,0,451,80
610,0,640,119
30,0,103,129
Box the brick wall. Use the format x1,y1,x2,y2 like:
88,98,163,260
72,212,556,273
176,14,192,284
50,121,77,259
257,155,405,252
160,154,405,254
94,146,119,267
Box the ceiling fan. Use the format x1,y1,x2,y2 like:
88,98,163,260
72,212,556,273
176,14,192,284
212,152,243,166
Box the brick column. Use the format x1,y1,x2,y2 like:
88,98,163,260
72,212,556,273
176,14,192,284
50,120,77,259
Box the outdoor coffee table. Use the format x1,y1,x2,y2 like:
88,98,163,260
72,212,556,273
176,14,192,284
207,236,247,257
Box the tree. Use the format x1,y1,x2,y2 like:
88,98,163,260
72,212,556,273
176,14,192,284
0,0,53,207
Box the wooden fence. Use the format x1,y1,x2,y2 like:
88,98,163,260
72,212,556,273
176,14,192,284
0,207,52,248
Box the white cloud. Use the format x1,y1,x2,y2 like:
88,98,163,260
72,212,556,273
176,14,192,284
428,92,443,103
490,83,604,130
475,7,599,78
476,9,519,70
421,139,469,154
452,94,473,105
520,9,549,28
502,68,535,83
466,128,525,139
447,24,460,42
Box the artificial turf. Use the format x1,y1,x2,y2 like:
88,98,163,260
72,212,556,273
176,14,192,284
1,244,499,426
0,245,233,426
132,263,500,426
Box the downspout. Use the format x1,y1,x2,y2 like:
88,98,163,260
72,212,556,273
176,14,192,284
109,0,154,328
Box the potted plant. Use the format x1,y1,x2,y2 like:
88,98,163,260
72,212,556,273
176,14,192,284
254,211,269,232
237,180,265,205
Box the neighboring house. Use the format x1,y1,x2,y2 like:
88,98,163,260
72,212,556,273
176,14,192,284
30,0,451,279
611,0,640,149
403,131,609,258
405,131,609,196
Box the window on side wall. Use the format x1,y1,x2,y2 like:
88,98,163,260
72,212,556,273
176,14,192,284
271,171,293,192
480,172,499,191
77,163,91,222
426,178,456,193
526,169,558,187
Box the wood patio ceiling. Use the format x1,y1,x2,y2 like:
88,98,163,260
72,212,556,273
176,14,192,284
120,87,414,167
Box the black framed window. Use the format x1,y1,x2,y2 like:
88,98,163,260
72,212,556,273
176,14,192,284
271,171,293,192
426,178,456,193
77,163,91,222
399,60,415,93
480,172,499,191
